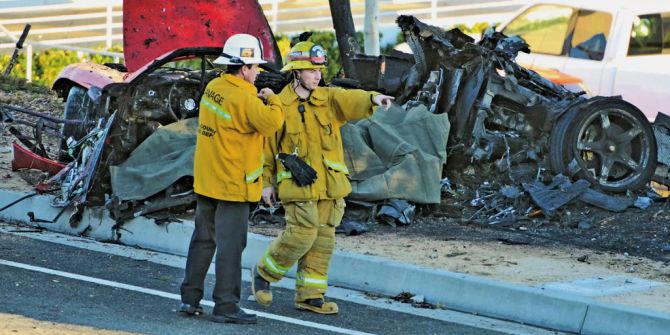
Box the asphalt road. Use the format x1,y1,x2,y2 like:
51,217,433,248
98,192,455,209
0,228,557,335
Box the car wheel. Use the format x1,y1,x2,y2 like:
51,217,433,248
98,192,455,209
58,86,93,162
548,98,657,192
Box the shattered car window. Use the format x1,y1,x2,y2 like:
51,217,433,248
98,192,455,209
503,4,574,56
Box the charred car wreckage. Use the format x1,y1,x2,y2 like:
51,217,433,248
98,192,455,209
2,0,668,232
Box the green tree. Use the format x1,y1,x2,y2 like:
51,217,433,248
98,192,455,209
34,49,80,86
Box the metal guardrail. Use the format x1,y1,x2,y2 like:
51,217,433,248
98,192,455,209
0,0,524,81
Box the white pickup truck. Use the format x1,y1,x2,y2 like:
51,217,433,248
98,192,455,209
500,0,670,121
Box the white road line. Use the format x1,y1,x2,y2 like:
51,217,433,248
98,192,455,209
0,258,375,335
0,225,566,335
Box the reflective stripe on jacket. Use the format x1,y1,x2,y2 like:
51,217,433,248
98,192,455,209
263,85,376,201
194,74,284,201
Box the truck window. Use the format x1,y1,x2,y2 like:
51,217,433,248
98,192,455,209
568,10,611,61
503,4,575,56
628,13,663,56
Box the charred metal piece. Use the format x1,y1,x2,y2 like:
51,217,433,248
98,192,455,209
9,126,47,157
579,188,633,212
3,24,31,76
376,199,416,227
0,104,94,126
0,192,38,213
328,0,361,79
389,15,657,192
523,175,590,217
50,114,115,208
0,108,13,122
106,191,196,223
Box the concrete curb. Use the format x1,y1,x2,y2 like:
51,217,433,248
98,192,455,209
1,189,669,334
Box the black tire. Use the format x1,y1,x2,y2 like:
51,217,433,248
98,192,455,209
548,98,657,192
58,86,93,162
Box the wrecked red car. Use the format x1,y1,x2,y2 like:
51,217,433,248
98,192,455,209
7,1,662,225
43,0,282,220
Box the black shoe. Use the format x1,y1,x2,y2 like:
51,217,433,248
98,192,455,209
211,309,257,324
179,303,204,316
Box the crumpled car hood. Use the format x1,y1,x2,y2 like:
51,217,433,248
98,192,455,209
123,0,281,72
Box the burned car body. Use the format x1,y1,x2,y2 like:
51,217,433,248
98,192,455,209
9,4,658,224
42,0,282,221
346,16,657,193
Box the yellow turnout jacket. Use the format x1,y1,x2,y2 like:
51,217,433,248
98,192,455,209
194,74,284,201
263,85,377,202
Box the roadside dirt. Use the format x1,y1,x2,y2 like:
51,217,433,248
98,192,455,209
251,218,670,286
0,313,137,335
0,76,63,191
2,75,669,312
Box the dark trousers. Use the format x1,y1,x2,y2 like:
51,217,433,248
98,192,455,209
180,195,250,315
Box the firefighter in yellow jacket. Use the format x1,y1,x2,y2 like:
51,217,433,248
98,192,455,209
251,41,394,314
180,33,284,324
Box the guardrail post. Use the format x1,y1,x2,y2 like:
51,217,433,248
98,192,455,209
106,2,113,48
25,44,32,82
364,0,379,56
271,0,279,32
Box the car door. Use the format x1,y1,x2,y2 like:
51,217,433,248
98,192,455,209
502,4,575,72
561,9,614,96
614,12,670,121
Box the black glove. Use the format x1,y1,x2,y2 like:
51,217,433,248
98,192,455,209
277,153,317,187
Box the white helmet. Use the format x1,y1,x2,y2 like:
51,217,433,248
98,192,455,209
213,33,267,65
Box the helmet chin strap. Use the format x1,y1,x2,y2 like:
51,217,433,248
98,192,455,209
292,71,312,98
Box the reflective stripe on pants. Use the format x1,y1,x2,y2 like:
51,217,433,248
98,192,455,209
256,199,344,301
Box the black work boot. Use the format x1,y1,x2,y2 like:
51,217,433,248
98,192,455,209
179,303,204,316
211,309,257,324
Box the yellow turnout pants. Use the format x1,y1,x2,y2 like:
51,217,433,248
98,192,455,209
257,199,345,301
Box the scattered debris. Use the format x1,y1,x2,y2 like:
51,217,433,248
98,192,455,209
1,5,669,261
577,220,593,230
440,177,454,195
364,291,382,300
500,186,522,199
391,291,415,303
523,176,590,217
336,219,369,236
377,199,416,227
579,189,633,212
634,197,653,210
250,202,285,226
497,238,529,245
391,291,436,309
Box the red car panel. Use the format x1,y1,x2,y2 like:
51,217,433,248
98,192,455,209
11,141,65,175
122,0,281,72
55,62,128,89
